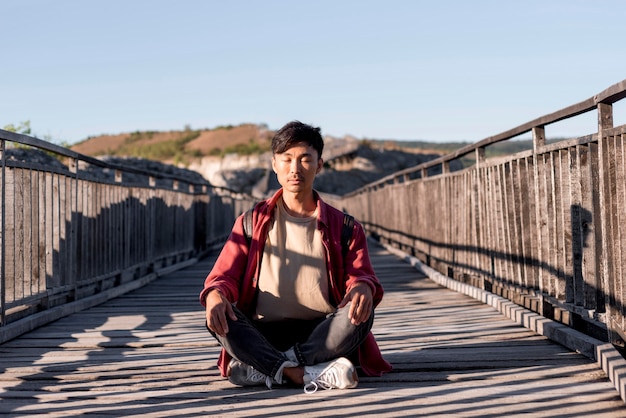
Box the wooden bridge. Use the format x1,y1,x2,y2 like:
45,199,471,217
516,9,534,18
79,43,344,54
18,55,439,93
3,79,626,415
1,242,625,416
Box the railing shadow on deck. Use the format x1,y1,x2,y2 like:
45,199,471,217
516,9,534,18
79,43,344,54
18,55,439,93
3,252,625,416
0,301,196,415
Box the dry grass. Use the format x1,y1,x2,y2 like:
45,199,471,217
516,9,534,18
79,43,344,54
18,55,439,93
185,124,271,155
71,133,130,156
70,124,273,161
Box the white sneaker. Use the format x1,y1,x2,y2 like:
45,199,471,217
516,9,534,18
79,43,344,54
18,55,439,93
227,359,273,388
303,357,358,393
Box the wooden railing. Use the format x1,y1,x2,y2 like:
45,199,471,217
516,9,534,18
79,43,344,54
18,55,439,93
331,78,626,349
5,79,626,351
0,130,252,342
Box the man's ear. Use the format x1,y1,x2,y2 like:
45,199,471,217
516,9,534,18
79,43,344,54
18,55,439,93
316,158,323,174
271,155,277,174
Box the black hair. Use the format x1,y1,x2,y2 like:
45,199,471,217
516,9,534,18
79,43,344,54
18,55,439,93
271,121,324,158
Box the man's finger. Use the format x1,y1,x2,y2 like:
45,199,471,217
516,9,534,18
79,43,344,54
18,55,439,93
225,301,237,321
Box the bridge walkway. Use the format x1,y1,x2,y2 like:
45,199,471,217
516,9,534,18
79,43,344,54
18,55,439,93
1,242,625,417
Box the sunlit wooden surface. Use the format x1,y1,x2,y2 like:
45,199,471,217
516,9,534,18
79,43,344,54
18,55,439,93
1,242,624,417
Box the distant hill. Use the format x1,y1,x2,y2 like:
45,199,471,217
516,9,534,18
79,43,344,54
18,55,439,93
71,123,546,167
69,123,558,196
387,138,535,156
71,123,273,166
69,123,451,196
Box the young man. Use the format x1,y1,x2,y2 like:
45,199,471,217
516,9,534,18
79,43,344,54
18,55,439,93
200,121,391,393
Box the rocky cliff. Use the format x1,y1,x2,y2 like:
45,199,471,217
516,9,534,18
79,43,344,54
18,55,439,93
190,144,449,197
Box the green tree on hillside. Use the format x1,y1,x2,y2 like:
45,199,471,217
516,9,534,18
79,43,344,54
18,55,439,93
3,120,31,135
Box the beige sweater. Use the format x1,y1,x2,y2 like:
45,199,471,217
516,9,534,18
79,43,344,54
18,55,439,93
254,199,335,321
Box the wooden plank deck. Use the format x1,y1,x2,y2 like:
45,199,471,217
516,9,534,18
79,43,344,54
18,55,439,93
1,242,625,417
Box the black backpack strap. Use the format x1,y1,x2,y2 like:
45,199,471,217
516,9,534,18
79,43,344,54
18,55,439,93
341,213,355,257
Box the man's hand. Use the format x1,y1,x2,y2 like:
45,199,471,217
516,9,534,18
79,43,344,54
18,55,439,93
205,289,237,337
338,282,373,326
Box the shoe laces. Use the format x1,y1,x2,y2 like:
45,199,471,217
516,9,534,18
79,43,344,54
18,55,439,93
246,368,273,389
303,367,339,394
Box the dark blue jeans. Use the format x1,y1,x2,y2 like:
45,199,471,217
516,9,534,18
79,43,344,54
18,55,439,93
208,302,374,380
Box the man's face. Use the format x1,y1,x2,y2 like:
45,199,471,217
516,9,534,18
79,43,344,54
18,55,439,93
272,142,322,194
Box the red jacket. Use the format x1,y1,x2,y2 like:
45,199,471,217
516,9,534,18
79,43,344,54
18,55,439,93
200,189,392,377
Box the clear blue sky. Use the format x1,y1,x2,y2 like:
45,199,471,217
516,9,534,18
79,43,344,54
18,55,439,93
2,0,626,145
